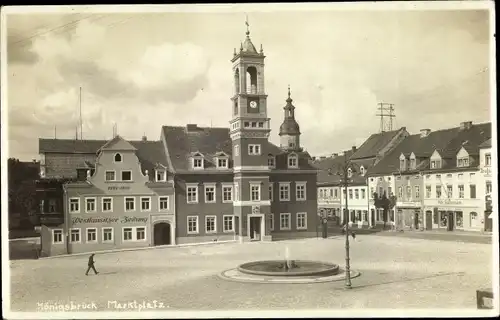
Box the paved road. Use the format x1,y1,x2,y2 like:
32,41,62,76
7,236,494,314
370,230,492,244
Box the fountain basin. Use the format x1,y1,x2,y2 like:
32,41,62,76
237,260,339,277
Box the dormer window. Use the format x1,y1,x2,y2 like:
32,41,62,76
457,157,469,167
193,158,203,169
360,166,365,176
268,155,276,168
217,158,228,169
288,153,298,168
191,152,204,170
114,153,122,163
408,152,417,170
155,169,166,182
430,160,441,169
399,154,406,171
347,168,353,178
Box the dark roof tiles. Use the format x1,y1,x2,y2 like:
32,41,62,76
162,125,315,172
350,128,403,160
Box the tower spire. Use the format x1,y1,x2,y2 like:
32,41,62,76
245,14,250,36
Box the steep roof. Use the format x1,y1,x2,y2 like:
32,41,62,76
368,127,462,176
39,139,108,154
312,150,364,186
440,122,491,157
38,138,168,174
479,138,492,149
162,125,314,172
350,128,402,160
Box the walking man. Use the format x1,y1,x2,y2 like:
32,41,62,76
85,253,99,276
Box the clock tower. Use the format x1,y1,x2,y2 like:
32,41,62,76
230,19,272,242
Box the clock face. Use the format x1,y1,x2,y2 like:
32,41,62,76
249,101,258,109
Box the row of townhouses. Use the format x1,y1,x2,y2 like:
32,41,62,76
314,121,493,233
36,26,319,257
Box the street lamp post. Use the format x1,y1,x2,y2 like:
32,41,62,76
335,155,354,289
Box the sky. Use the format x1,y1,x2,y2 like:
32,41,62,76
4,5,493,161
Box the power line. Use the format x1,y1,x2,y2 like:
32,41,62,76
8,14,107,48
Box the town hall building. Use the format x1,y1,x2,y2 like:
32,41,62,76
37,22,318,256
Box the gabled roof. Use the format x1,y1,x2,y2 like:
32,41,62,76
368,127,461,176
350,128,404,160
39,138,168,178
162,125,314,172
440,122,491,158
39,139,108,154
312,150,366,186
479,138,492,149
99,135,137,152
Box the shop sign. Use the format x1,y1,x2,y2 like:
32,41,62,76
438,199,462,205
72,216,148,224
108,186,131,191
396,201,420,208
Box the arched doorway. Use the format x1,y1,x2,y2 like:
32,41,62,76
154,222,171,246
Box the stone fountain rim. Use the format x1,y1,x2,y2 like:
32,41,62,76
237,259,339,277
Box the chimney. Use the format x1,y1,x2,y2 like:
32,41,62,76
352,146,357,152
312,156,316,161
320,156,327,160
460,121,473,130
332,153,338,158
141,135,147,142
186,124,199,132
420,129,431,138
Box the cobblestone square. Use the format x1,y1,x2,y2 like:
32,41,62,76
8,235,495,314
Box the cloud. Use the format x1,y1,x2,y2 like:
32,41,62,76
5,10,491,160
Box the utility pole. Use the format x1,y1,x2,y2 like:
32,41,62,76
376,103,396,133
79,87,83,140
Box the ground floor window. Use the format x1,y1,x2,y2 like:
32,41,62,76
433,210,439,224
70,228,81,243
390,210,395,222
356,210,362,222
350,210,355,222
122,227,146,241
455,212,463,228
223,215,234,232
268,214,274,231
86,228,97,243
187,216,199,234
52,229,63,244
376,209,381,221
280,213,291,230
123,228,133,241
102,228,113,242
439,212,447,228
205,216,216,233
297,212,307,230
136,227,146,240
362,210,368,222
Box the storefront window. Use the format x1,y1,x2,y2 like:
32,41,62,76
433,210,438,224
356,210,362,221
456,212,463,228
440,212,447,227
362,210,368,221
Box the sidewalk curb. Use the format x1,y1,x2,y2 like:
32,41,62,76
38,240,238,260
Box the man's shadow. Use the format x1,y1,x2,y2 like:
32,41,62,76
89,271,118,275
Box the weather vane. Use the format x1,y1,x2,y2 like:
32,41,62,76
245,14,250,35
